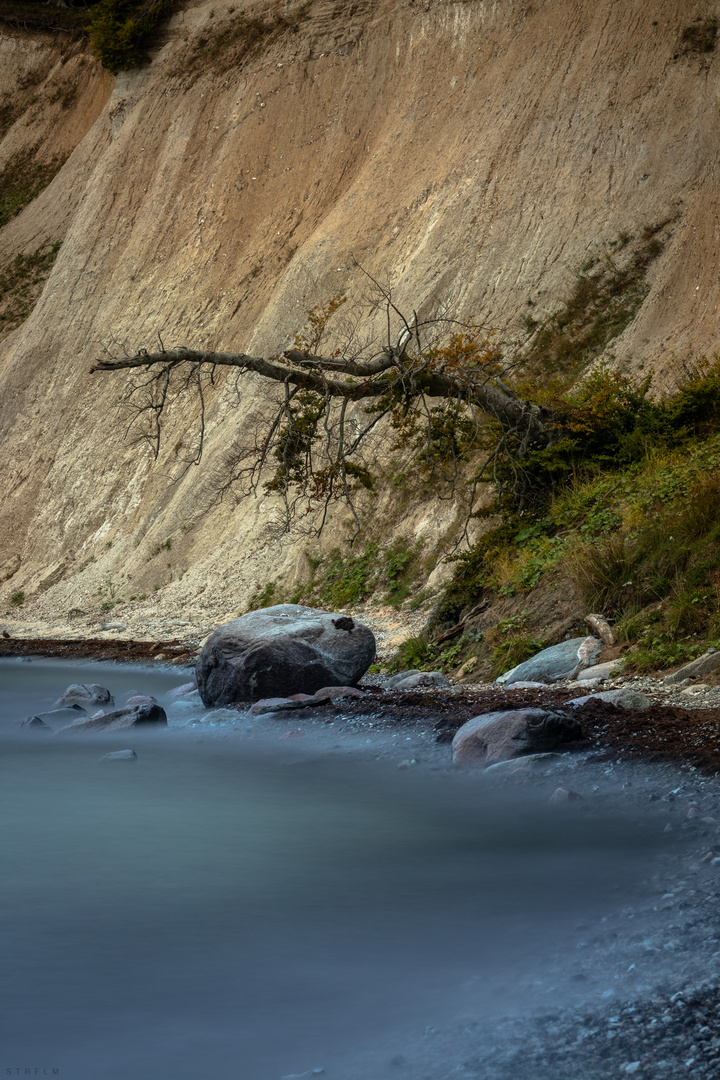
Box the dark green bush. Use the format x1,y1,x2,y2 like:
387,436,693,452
0,0,90,36
679,19,717,55
436,357,720,627
88,0,176,74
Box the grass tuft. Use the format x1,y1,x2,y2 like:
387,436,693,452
0,241,61,334
0,149,67,229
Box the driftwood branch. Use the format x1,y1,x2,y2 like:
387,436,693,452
91,293,560,538
91,346,553,442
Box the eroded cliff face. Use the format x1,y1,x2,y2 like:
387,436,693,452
1,0,719,628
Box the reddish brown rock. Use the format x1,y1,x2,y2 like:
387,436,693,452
451,708,584,767
249,686,364,715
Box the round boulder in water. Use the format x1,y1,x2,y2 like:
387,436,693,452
196,604,377,706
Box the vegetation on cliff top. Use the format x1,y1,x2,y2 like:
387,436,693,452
431,358,720,672
0,0,177,73
245,356,720,679
87,0,177,73
0,0,307,75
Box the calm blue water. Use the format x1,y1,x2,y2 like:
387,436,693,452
0,657,659,1080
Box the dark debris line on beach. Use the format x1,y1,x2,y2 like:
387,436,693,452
316,690,720,775
0,636,196,664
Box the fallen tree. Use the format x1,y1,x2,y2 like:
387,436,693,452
92,287,562,537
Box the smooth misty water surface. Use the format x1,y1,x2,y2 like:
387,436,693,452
0,658,663,1080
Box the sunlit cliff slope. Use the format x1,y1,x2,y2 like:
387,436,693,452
1,0,719,628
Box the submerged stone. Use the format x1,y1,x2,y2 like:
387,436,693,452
53,683,114,710
58,702,167,734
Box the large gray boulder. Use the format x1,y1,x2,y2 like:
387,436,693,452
452,708,584,767
497,636,601,685
195,605,377,706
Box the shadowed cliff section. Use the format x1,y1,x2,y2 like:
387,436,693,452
0,0,719,623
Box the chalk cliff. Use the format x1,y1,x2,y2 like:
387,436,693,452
1,0,719,625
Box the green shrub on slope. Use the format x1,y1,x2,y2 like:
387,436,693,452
88,0,176,74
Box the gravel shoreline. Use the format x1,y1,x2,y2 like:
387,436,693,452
322,744,720,1080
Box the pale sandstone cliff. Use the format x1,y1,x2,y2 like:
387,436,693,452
0,0,719,634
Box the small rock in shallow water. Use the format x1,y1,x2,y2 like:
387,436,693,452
181,689,203,705
58,702,167,734
168,682,197,699
202,709,239,724
484,752,563,774
100,749,137,761
549,787,582,803
54,683,114,710
21,705,86,731
21,715,52,732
